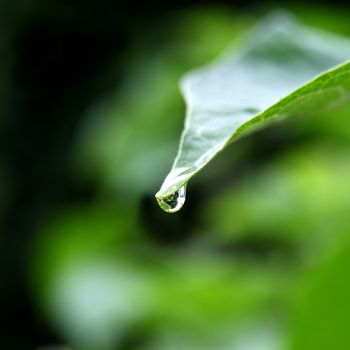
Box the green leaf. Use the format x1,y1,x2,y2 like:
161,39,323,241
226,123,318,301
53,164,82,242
155,11,350,212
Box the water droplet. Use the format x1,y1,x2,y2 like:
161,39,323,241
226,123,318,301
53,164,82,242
156,185,186,213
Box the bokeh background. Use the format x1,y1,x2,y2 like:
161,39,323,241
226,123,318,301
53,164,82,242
2,0,350,349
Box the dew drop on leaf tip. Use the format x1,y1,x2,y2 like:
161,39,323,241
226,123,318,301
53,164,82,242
156,185,186,213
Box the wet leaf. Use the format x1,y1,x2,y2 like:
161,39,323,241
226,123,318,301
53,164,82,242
156,12,350,210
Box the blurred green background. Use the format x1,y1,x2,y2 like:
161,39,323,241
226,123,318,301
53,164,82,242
2,1,350,349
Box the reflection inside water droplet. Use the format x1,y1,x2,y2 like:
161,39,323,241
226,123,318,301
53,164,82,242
156,185,186,213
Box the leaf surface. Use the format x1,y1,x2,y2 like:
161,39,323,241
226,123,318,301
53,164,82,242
156,12,350,209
